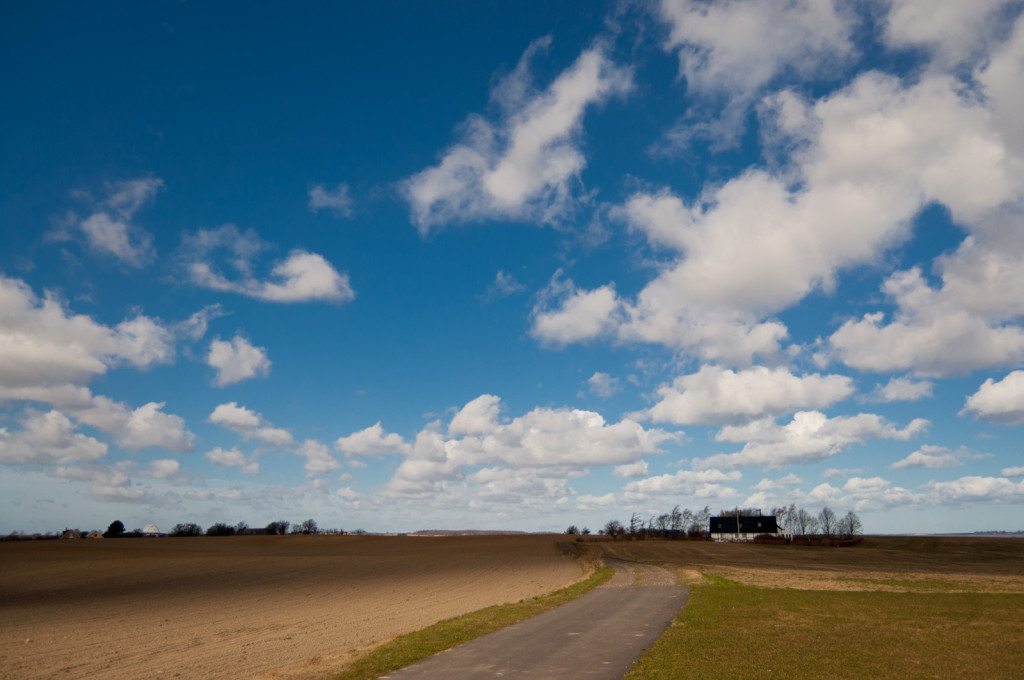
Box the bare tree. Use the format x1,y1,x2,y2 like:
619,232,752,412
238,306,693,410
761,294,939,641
838,510,863,538
603,519,625,540
565,525,580,535
629,512,643,538
818,507,838,537
692,506,711,536
669,505,683,532
795,508,818,535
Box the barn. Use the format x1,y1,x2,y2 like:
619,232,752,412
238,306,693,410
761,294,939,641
709,514,779,541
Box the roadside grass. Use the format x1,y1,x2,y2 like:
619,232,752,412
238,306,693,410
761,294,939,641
332,564,613,680
626,578,1024,680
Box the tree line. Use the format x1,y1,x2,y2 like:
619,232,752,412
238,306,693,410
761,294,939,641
574,504,862,541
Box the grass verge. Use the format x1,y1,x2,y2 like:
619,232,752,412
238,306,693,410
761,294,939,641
626,578,1024,680
332,563,614,680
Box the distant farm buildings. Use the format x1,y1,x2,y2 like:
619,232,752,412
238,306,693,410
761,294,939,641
709,514,779,542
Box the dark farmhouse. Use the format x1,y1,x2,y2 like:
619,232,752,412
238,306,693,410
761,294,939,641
709,514,779,541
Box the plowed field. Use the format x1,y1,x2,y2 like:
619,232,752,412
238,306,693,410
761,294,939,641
0,534,583,680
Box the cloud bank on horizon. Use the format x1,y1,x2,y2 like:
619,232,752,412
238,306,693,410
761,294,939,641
2,0,1024,534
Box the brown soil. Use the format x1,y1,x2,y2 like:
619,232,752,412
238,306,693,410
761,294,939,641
592,535,1024,593
0,534,583,680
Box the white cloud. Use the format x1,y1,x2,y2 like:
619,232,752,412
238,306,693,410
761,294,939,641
308,182,353,217
752,473,802,491
696,410,929,470
146,459,180,479
442,396,676,468
0,409,107,465
575,492,618,510
208,402,293,446
60,178,163,267
379,394,678,500
1002,466,1024,477
75,398,195,452
181,225,354,303
925,475,1024,504
448,394,503,436
535,61,1024,368
403,38,632,233
639,365,853,425
890,445,962,469
0,276,174,388
960,370,1024,424
875,376,934,402
530,273,621,346
621,468,741,501
585,372,620,399
657,0,854,146
335,422,411,456
883,0,1017,67
205,446,259,474
207,335,271,387
486,270,525,299
295,439,342,477
613,460,648,478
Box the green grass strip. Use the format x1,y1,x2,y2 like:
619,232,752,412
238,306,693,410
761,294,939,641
333,564,614,680
626,579,1024,680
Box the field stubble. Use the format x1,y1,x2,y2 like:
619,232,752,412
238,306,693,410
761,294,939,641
0,534,583,680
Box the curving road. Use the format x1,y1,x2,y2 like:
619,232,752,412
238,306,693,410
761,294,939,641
378,559,688,679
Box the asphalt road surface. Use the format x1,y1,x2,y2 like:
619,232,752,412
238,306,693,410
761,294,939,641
378,558,689,679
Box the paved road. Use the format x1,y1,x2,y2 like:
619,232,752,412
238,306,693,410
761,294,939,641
378,559,688,679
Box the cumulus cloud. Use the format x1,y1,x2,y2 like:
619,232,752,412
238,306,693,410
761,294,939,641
890,445,962,469
180,225,354,303
883,0,1017,67
875,376,934,402
0,276,174,388
295,439,342,477
613,460,648,478
925,475,1024,504
207,336,271,387
208,402,293,446
960,370,1024,424
695,410,929,470
146,459,180,479
639,365,853,425
657,0,854,146
535,55,1024,368
51,463,151,502
752,473,802,491
530,272,622,346
73,397,195,452
622,468,741,501
308,182,353,217
335,422,411,456
0,409,107,465
403,37,632,233
379,394,678,501
205,446,259,474
441,395,676,468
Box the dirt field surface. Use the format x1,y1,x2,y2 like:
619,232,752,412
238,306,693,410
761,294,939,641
593,535,1024,592
0,534,583,680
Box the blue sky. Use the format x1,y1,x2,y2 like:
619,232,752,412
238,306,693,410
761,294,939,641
3,1,1024,535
